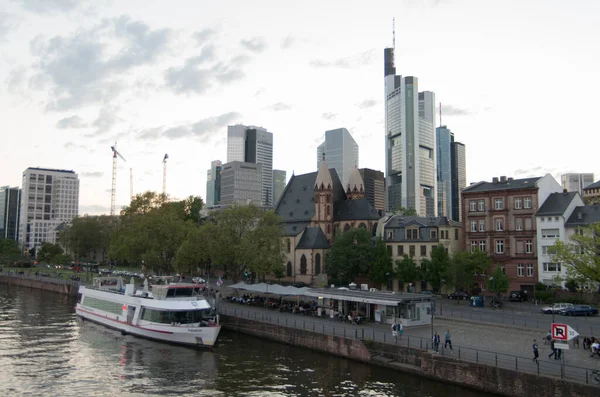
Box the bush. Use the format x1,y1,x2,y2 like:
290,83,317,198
363,339,374,348
535,291,552,303
535,282,548,292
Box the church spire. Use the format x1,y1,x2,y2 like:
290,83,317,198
315,153,333,190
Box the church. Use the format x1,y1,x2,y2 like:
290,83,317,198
275,155,381,287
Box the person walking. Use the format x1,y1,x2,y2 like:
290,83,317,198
548,339,558,360
398,321,403,339
391,320,398,340
532,339,539,363
434,332,441,353
444,329,453,351
544,330,551,345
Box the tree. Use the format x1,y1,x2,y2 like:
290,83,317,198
552,223,600,284
395,255,421,290
392,206,417,216
174,222,214,275
0,239,21,263
120,191,167,216
489,266,509,296
37,243,64,264
368,237,393,286
446,250,491,293
325,228,374,284
59,215,118,262
421,245,451,292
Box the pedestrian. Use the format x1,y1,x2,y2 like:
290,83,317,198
532,339,539,363
434,332,441,353
444,328,453,351
544,331,551,345
398,321,403,339
391,320,398,340
548,339,557,360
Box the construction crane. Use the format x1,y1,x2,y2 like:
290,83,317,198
162,153,169,196
110,143,126,216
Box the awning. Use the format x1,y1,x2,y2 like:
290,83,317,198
229,282,309,296
304,288,431,306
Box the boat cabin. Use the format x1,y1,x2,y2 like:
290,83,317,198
151,284,206,301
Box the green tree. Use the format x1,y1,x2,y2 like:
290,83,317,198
325,228,374,284
368,237,393,286
392,206,417,216
552,223,600,284
446,250,491,293
489,266,509,296
37,243,64,264
0,239,21,264
52,253,72,266
59,215,118,262
174,222,214,275
395,255,421,290
421,245,451,293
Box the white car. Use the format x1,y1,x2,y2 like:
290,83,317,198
541,302,574,314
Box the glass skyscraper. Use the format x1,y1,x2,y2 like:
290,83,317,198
436,126,452,218
0,186,21,241
316,128,359,187
206,160,222,208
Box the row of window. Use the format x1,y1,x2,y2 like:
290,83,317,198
516,264,535,277
140,308,211,324
386,244,449,257
469,217,534,232
286,254,322,277
386,228,456,241
470,239,533,254
469,197,532,212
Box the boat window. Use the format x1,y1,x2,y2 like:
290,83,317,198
165,288,201,297
82,297,123,315
140,308,213,324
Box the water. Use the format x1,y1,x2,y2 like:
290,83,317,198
0,284,490,397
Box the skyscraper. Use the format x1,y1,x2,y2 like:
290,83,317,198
18,167,79,251
206,160,222,208
227,125,273,207
436,126,452,218
0,186,21,240
272,169,287,205
359,168,385,213
220,162,263,206
316,128,359,187
561,173,594,195
451,139,466,222
384,47,436,216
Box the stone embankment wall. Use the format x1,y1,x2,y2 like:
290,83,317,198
0,275,77,295
220,315,598,397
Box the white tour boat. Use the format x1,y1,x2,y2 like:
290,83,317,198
76,277,221,348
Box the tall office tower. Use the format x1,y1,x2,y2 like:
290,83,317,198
436,126,452,218
316,128,359,187
206,160,222,208
227,125,273,207
359,168,385,213
220,162,263,206
561,173,594,195
18,168,79,251
272,169,287,205
0,186,21,240
384,46,436,215
451,139,466,222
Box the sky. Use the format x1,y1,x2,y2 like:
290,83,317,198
1,0,599,215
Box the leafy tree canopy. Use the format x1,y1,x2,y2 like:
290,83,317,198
37,243,64,264
59,215,118,261
392,206,417,216
325,228,374,284
446,249,491,293
489,265,509,296
395,255,421,287
368,237,393,285
421,245,451,292
552,223,600,284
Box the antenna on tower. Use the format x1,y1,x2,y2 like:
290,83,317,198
162,153,168,196
392,17,396,49
439,102,442,127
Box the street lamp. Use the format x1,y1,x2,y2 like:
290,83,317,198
430,294,435,344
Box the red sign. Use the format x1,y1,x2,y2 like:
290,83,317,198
551,323,568,341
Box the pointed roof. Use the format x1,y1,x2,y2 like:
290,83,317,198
536,192,579,216
296,226,330,249
346,166,364,192
315,153,333,190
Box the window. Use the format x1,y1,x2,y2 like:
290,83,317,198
495,240,504,254
406,229,419,239
454,229,459,240
287,239,291,253
420,245,427,256
515,218,523,231
397,245,404,256
300,255,307,275
516,240,524,254
517,264,524,277
525,240,533,254
514,198,522,209
541,229,559,238
495,219,504,231
543,263,562,272
387,231,393,240
470,200,477,212
479,220,485,232
471,241,478,252
409,245,415,257
430,230,437,239
499,265,505,274
526,264,534,277
554,216,559,221
470,220,477,232
542,246,557,255
315,254,321,275
525,218,533,231
524,197,532,209
479,240,486,252
478,200,485,211
495,198,504,210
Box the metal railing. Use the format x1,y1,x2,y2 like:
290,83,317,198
219,304,600,386
0,271,83,289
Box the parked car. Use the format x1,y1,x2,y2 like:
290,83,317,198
541,303,574,314
509,290,528,302
560,305,599,317
448,291,469,300
420,290,435,295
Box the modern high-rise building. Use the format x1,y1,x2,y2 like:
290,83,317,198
227,124,273,207
560,173,594,195
451,139,466,222
18,167,79,251
206,160,222,208
220,162,263,206
436,126,452,218
316,128,359,187
359,168,385,213
272,169,287,205
384,47,436,216
0,186,21,240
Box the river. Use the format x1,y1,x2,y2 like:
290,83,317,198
0,284,490,397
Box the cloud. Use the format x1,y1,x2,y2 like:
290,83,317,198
0,12,21,40
92,106,121,134
56,115,88,129
439,104,474,116
513,166,555,177
30,16,172,111
139,112,242,141
358,99,377,109
322,112,337,120
64,142,86,150
265,102,291,112
5,66,27,94
310,49,376,68
240,37,266,53
79,204,110,215
13,0,80,14
193,28,216,44
81,171,103,178
281,35,294,49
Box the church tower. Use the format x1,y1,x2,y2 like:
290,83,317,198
313,154,334,240
346,166,365,200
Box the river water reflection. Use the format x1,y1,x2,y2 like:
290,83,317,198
0,284,490,396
